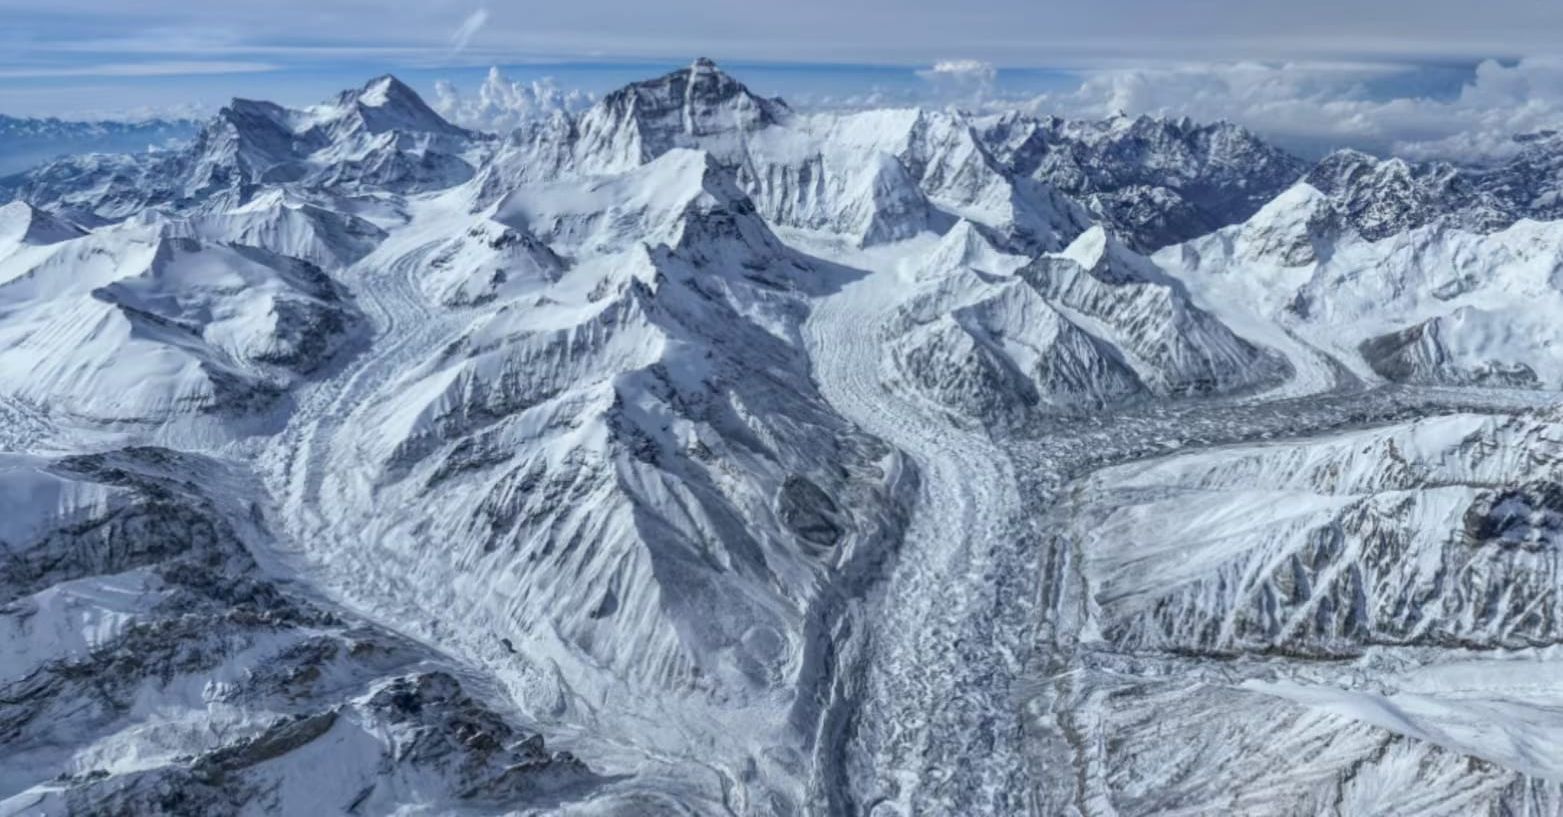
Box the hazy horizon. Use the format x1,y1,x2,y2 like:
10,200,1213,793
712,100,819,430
4,1,1563,162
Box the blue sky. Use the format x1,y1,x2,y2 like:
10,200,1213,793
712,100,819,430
1,0,1559,115
2,1,1562,161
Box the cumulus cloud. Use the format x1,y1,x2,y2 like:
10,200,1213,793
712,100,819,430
1019,58,1563,162
450,8,489,54
432,67,594,133
915,59,999,105
423,57,1563,164
917,59,998,84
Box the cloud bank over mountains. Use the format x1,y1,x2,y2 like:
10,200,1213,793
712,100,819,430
1026,58,1563,161
432,67,593,132
423,58,1563,164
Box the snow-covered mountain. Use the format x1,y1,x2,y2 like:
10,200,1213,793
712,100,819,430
6,75,490,225
977,111,1309,250
4,59,1563,816
887,224,1284,424
1159,180,1563,391
0,114,197,176
1304,130,1563,240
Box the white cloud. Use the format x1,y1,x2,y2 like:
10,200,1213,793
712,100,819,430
450,8,489,54
1018,58,1563,162
914,59,998,105
432,66,593,132
428,58,1563,163
917,59,998,84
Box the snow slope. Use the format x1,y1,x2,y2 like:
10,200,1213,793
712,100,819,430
1160,182,1563,391
6,59,1563,817
0,224,358,425
1046,410,1563,814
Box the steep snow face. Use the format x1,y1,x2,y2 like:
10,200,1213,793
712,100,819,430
895,271,1145,420
0,226,358,424
738,108,1090,251
976,111,1308,250
472,61,1089,254
332,75,472,140
570,57,790,175
1161,181,1563,389
1025,226,1282,394
417,215,563,307
496,148,787,262
887,223,1282,424
1074,412,1563,654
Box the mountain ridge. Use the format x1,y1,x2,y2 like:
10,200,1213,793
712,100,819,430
5,60,1563,816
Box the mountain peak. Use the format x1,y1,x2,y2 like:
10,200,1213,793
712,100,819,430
571,58,789,170
337,74,466,136
1060,224,1125,268
0,200,84,248
1055,224,1169,284
357,74,420,107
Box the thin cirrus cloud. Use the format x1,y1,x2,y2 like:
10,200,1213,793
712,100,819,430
5,0,1563,64
0,61,280,79
449,8,489,55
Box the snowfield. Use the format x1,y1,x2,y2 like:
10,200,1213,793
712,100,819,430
4,59,1563,816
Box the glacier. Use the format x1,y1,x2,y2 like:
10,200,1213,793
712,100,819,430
3,58,1563,816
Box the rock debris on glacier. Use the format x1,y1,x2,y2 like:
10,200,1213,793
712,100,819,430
4,58,1563,816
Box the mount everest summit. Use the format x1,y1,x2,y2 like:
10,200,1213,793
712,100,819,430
4,58,1563,816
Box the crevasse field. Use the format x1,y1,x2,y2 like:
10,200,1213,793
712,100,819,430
4,59,1563,815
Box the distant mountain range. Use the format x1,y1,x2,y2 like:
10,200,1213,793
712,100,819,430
0,115,198,176
6,60,1563,816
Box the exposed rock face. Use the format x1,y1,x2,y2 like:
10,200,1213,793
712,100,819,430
8,60,1563,817
977,111,1309,250
0,449,595,815
572,57,790,172
1305,132,1563,240
1071,414,1563,653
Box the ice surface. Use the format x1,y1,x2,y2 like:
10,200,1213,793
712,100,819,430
5,60,1563,817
